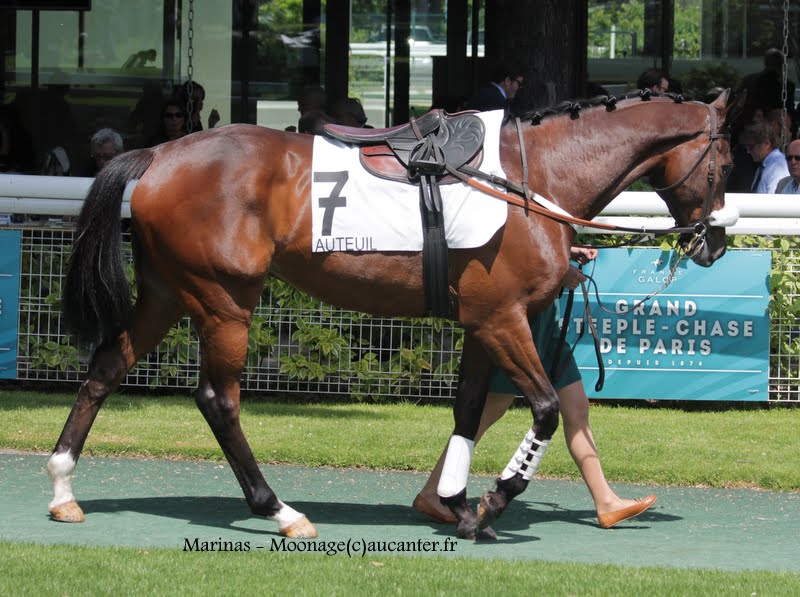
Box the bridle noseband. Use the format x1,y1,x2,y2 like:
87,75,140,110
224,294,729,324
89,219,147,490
650,103,728,251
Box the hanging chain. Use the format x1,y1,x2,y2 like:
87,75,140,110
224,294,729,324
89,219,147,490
185,0,195,133
781,0,789,150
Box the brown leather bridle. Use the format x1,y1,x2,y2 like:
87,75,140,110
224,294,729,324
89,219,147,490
446,102,728,245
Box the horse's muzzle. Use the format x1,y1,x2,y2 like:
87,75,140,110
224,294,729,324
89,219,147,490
680,226,727,267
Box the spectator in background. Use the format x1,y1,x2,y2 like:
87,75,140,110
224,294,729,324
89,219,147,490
740,48,796,122
128,81,167,148
288,85,331,133
0,100,35,173
636,69,669,94
298,110,335,135
332,97,369,128
740,120,789,193
776,138,800,194
147,100,188,147
765,107,794,148
666,76,683,95
80,128,124,177
468,63,524,112
175,81,220,133
297,85,327,117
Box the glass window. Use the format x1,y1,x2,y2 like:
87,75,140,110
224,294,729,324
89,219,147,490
587,0,798,104
252,0,322,132
3,2,170,175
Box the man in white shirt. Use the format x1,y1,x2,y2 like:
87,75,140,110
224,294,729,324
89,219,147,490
776,138,800,194
741,120,789,193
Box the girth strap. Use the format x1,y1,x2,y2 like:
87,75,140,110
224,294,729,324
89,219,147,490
409,123,452,318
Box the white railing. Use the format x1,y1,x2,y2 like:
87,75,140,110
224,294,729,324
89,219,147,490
1,174,798,402
1,175,799,235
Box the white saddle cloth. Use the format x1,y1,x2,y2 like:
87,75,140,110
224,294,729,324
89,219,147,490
310,110,508,253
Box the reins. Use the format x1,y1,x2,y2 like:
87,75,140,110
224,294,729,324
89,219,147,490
448,97,725,240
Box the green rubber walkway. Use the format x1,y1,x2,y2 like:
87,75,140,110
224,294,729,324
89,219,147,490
1,452,798,572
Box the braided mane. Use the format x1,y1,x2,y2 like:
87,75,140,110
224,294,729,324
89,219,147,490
510,89,688,126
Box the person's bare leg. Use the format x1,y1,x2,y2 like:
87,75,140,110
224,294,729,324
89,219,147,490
558,380,655,524
414,393,515,522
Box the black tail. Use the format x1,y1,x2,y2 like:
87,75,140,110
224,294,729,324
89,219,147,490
62,149,154,350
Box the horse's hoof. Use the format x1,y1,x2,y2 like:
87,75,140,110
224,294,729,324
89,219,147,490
49,501,85,523
477,491,505,531
280,516,318,539
476,526,497,541
455,521,476,540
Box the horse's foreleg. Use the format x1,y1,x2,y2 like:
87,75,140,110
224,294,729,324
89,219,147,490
438,334,494,539
193,318,317,539
48,294,181,522
471,314,561,532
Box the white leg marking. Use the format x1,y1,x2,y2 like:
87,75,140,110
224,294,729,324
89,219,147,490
47,452,77,509
500,429,550,481
437,435,474,498
268,501,305,528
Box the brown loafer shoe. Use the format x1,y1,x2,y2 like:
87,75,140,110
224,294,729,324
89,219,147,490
412,493,457,524
597,495,657,529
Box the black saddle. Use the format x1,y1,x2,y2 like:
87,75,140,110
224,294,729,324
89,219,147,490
323,109,485,184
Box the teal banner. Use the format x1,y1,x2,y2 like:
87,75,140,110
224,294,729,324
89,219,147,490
0,230,21,379
561,248,771,401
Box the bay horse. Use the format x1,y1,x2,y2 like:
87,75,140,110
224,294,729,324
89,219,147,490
49,91,736,540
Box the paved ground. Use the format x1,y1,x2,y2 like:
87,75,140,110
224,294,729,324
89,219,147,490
1,452,798,572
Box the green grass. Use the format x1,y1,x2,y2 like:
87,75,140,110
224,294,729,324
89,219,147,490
1,390,799,491
3,542,800,596
3,390,800,594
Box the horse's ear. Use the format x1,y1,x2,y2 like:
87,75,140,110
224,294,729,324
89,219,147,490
715,88,747,131
710,88,731,109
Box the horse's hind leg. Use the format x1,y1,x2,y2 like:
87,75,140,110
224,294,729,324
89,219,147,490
191,305,317,539
48,291,182,522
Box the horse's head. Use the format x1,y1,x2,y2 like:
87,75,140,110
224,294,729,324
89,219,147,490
651,90,738,267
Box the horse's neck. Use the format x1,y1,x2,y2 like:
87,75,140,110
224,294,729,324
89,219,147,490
522,103,703,220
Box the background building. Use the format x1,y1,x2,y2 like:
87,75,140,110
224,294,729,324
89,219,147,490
0,0,797,174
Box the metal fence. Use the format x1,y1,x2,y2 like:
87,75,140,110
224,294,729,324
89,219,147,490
3,175,799,402
15,226,463,398
9,225,800,403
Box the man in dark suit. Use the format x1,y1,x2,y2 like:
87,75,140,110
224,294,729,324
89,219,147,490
468,63,524,112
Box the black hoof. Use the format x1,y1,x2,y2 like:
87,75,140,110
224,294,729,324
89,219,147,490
455,509,478,539
475,526,497,541
477,490,508,531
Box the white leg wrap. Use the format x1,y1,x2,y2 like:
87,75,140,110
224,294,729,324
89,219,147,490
500,429,550,481
268,500,305,528
47,452,77,509
707,205,739,227
437,435,474,498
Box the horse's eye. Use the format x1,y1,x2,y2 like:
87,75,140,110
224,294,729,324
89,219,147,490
720,164,733,178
